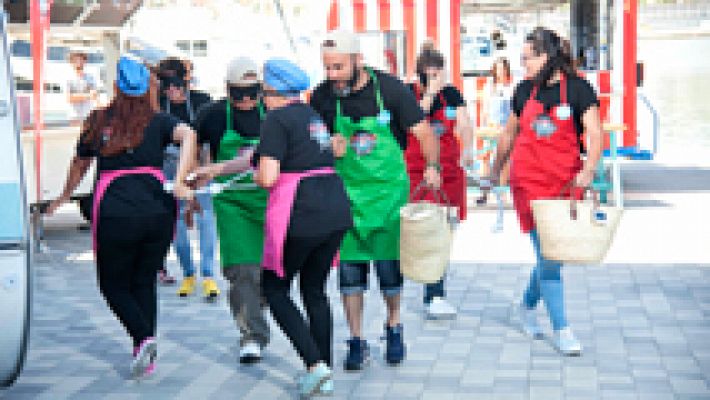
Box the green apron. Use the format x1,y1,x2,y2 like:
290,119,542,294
212,102,267,267
334,68,409,261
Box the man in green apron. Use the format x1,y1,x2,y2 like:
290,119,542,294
192,57,269,364
310,31,441,371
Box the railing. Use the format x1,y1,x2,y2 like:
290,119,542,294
638,91,660,158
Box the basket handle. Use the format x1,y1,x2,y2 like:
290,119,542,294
411,180,451,207
557,181,600,221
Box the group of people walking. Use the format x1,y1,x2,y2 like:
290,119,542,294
47,26,603,398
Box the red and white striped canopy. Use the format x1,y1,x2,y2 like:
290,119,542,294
327,0,463,90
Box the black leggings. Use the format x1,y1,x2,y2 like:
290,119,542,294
96,213,173,348
262,230,345,369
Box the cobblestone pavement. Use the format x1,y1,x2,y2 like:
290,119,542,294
1,220,709,400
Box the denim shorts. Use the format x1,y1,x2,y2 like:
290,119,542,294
338,260,403,297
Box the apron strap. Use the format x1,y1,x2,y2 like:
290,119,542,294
226,100,233,132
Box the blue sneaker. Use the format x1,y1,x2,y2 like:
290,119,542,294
344,337,369,371
298,362,332,398
384,324,406,365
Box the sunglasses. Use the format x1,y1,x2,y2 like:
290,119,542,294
229,84,261,101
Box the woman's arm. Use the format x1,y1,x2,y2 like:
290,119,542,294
456,106,475,166
46,156,93,215
254,156,280,189
172,123,198,200
490,113,520,182
575,106,603,188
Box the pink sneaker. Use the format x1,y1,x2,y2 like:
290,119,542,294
143,362,156,377
158,269,176,286
131,337,157,379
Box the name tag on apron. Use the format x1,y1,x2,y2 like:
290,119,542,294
377,110,391,126
556,104,572,121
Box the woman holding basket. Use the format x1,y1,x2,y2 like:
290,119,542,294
490,27,603,356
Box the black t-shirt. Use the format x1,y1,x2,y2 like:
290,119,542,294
195,99,263,160
407,84,465,117
309,69,425,150
512,76,599,137
256,103,352,238
77,112,180,218
160,90,212,126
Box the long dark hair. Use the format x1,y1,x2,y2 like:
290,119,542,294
80,89,155,157
525,27,575,87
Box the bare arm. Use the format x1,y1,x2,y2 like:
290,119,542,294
490,113,520,179
172,123,199,199
574,106,603,187
254,156,280,189
410,120,439,165
456,106,475,164
46,156,92,215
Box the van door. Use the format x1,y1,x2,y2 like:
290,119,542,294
0,9,32,388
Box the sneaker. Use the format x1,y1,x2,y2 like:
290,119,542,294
519,304,544,339
239,341,262,364
202,278,220,299
554,327,583,356
298,362,332,398
158,269,176,286
130,337,157,379
343,337,369,371
384,324,406,366
143,362,156,378
297,376,333,396
177,276,196,297
426,297,457,319
318,379,334,396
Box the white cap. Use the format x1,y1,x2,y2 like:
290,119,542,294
321,30,360,55
226,57,260,85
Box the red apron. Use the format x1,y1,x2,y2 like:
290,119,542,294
91,167,170,255
509,76,582,233
262,167,339,278
405,84,467,220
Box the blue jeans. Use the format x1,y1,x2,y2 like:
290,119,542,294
523,230,568,331
338,260,403,298
424,276,446,305
174,191,216,278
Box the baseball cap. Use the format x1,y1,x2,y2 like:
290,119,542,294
226,57,260,85
321,30,360,55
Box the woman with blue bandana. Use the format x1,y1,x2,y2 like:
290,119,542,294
254,58,352,398
48,55,198,378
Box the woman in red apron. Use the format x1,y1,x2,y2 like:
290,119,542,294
47,56,197,378
490,28,603,356
254,59,352,398
405,42,474,319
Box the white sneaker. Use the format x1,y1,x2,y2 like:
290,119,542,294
239,341,262,364
519,304,544,339
426,297,457,319
554,327,583,356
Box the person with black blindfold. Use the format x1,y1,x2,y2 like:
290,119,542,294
157,58,218,299
190,56,271,364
